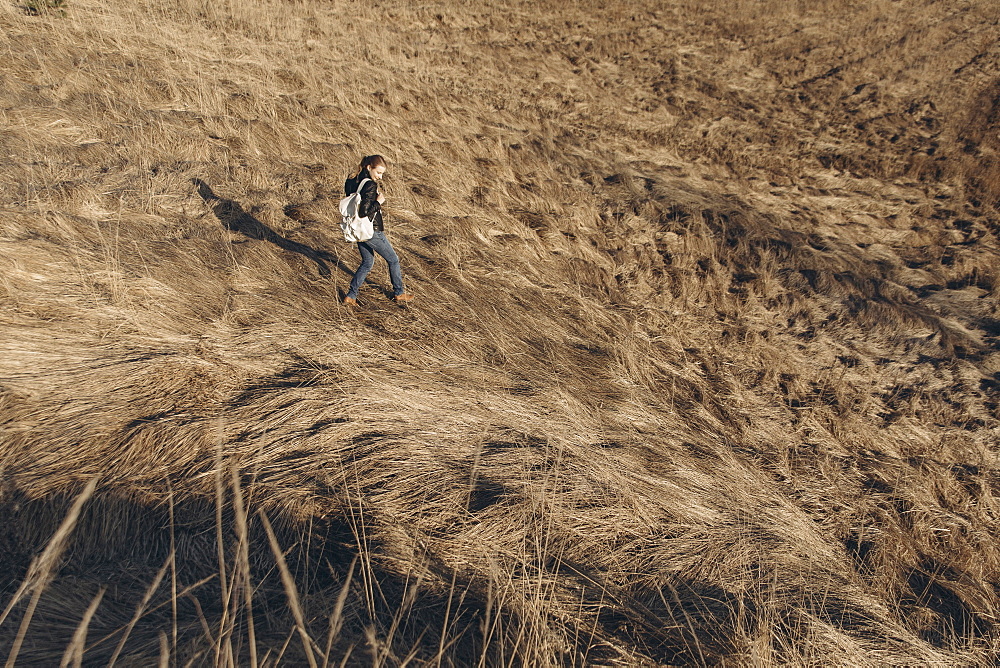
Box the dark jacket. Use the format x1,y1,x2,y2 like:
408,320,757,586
344,172,384,233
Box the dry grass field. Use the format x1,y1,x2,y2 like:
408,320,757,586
3,0,1000,664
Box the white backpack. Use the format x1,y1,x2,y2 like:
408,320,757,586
338,178,376,242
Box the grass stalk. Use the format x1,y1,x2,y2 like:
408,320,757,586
107,555,171,667
167,480,178,666
3,477,98,668
259,509,318,668
321,556,357,668
58,586,106,668
230,465,258,668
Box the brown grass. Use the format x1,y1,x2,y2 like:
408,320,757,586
2,0,1000,664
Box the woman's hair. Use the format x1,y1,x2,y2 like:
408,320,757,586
360,155,387,172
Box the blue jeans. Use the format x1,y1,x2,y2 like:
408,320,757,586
346,230,404,299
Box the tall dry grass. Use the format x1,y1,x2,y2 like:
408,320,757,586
2,0,1000,664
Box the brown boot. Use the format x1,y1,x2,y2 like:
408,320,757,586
394,293,414,303
343,296,357,306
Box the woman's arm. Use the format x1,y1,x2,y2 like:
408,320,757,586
358,180,382,219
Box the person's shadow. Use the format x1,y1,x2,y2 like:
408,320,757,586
194,179,396,300
194,178,343,278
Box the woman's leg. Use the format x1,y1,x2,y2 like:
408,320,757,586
346,241,376,299
366,231,405,296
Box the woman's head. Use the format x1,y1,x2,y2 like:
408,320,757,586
360,155,387,180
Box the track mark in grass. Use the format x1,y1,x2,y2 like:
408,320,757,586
593,441,623,449
349,431,389,446
484,434,546,451
308,417,350,432
466,478,509,513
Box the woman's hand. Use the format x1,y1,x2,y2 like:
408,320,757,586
377,192,386,204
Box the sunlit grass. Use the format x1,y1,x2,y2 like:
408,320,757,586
2,0,1000,664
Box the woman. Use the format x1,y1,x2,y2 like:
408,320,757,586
342,155,413,305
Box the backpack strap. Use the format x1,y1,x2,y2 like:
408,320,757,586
355,177,372,196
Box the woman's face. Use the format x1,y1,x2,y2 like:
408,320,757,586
368,164,386,180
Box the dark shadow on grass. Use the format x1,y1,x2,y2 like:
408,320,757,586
193,178,335,278
0,490,487,666
195,179,394,300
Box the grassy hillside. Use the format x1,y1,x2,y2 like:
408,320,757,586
3,0,1000,664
